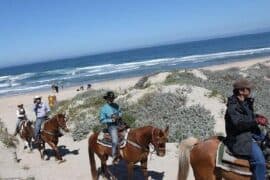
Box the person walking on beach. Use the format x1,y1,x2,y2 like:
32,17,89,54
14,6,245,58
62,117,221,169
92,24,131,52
100,91,122,164
33,96,50,143
224,78,268,180
13,103,27,136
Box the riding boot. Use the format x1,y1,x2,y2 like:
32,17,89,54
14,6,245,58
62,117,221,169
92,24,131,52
34,134,41,144
112,146,120,165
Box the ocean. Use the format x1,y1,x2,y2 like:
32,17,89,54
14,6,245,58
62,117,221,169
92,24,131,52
0,32,270,96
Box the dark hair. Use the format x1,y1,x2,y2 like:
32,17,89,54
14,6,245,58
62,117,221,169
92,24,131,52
233,88,240,95
233,88,250,95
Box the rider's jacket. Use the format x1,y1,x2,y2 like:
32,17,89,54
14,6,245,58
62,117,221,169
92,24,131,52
224,95,261,157
100,103,122,126
17,108,26,120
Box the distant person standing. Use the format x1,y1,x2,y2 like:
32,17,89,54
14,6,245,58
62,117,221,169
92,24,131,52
33,96,50,142
13,103,27,136
55,85,59,93
87,84,92,90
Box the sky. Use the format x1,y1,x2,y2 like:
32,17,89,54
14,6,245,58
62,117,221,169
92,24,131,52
0,0,270,68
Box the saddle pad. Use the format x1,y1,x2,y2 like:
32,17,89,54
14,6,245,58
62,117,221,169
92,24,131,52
97,129,130,148
216,142,252,176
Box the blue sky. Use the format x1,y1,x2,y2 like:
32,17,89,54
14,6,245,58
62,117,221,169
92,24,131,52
0,0,270,68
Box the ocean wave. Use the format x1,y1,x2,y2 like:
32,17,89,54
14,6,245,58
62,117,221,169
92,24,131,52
0,75,10,81
0,82,21,88
97,67,140,75
1,46,270,96
40,47,270,79
0,84,50,95
9,72,36,81
174,47,270,63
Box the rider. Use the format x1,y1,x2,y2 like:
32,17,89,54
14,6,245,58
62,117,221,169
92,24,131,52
13,103,27,136
33,95,50,142
100,91,122,164
225,78,268,180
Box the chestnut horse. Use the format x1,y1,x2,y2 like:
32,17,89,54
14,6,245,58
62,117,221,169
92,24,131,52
18,120,34,151
88,125,169,180
37,113,69,162
177,136,253,180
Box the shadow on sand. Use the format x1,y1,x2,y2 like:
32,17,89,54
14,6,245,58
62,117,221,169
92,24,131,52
44,145,79,160
104,160,164,180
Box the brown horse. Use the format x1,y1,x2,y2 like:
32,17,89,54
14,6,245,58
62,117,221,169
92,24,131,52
38,113,69,162
88,125,169,180
18,120,34,151
177,136,254,180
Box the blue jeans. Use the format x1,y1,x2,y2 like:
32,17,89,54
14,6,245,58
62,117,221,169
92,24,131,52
250,142,266,180
34,117,46,139
15,118,21,131
108,125,118,157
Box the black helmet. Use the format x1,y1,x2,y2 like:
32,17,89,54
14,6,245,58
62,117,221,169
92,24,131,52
103,91,116,100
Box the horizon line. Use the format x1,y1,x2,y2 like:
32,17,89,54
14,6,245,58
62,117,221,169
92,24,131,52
1,29,270,70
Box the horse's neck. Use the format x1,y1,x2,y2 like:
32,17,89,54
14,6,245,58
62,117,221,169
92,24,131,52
131,126,153,147
44,118,58,131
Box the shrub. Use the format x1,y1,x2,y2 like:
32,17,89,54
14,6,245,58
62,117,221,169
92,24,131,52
134,76,149,89
207,89,219,98
119,91,215,142
52,90,106,141
0,118,18,148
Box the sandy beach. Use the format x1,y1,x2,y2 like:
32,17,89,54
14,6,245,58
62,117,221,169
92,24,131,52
0,57,269,180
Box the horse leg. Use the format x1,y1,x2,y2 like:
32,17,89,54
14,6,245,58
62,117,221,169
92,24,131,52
23,140,28,150
28,138,33,151
38,141,45,159
100,155,117,180
140,158,148,180
127,162,134,180
47,141,63,161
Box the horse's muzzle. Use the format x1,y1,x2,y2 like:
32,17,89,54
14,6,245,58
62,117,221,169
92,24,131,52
156,147,166,157
63,127,69,132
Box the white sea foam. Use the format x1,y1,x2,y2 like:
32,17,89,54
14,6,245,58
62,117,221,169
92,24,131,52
36,47,270,80
0,84,50,95
0,75,10,81
9,72,36,81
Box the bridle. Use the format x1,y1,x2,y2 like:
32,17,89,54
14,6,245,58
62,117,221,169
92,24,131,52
127,127,166,154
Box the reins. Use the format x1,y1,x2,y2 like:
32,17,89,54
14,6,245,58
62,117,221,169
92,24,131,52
126,127,158,154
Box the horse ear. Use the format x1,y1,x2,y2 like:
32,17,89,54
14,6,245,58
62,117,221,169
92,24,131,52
164,126,169,136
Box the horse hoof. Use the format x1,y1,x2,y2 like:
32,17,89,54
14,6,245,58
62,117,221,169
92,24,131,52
58,159,66,164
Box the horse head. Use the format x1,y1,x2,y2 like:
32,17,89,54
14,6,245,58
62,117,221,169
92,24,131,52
26,120,33,127
56,113,69,133
151,126,169,157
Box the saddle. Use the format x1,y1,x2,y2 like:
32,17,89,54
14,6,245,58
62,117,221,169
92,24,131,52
97,126,130,148
216,142,252,176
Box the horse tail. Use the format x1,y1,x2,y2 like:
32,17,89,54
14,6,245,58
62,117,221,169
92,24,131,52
177,137,199,180
88,134,97,180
